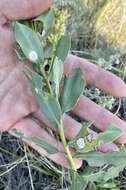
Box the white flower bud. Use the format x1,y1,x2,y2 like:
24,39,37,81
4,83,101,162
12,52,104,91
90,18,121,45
29,51,38,62
76,138,85,149
87,133,97,142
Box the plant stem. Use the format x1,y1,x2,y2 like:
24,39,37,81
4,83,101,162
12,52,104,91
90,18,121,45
37,63,53,95
41,68,53,95
49,45,56,74
59,120,77,172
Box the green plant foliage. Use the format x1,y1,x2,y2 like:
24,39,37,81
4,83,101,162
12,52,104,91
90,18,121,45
69,123,122,156
15,22,44,62
76,148,126,167
34,92,62,128
60,68,85,113
11,129,59,154
68,122,98,153
82,165,124,183
56,35,71,62
98,124,123,144
14,6,126,189
29,136,59,154
35,9,55,36
52,57,64,97
28,70,43,90
68,173,88,190
44,45,53,58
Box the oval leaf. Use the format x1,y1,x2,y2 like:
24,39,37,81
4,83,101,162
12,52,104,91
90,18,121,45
35,9,55,35
29,136,59,154
35,92,62,128
56,35,71,63
15,22,44,62
60,68,85,113
11,129,58,154
98,124,123,143
76,148,126,167
53,57,64,97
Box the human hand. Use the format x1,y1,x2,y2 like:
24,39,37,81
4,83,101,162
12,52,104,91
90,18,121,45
0,0,83,169
1,0,126,169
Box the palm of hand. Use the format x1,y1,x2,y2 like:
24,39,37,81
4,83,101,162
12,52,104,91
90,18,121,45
0,25,37,132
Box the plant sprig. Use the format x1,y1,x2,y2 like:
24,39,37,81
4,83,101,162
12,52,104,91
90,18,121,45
13,7,125,190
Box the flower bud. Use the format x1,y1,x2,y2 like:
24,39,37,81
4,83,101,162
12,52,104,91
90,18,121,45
29,51,38,62
76,138,85,149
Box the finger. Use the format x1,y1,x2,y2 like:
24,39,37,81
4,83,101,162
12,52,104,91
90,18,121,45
72,96,126,144
65,54,126,97
9,118,82,169
96,143,119,153
0,0,53,25
34,110,118,152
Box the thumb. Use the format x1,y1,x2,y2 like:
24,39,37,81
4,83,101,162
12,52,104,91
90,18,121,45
0,0,53,25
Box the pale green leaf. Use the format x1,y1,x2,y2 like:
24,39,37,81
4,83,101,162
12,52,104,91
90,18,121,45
53,57,64,97
56,35,71,62
35,93,62,128
15,22,44,62
35,9,55,35
98,182,117,189
31,73,43,90
98,124,123,143
60,68,85,113
103,165,125,182
69,173,88,190
44,45,53,58
82,165,124,183
76,149,126,167
29,136,59,154
11,129,59,154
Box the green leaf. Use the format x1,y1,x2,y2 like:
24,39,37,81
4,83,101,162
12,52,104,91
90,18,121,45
15,22,44,62
82,165,124,183
60,68,85,113
29,71,43,90
35,9,55,35
69,173,88,190
98,182,117,189
56,35,71,63
103,165,125,182
98,124,123,143
29,136,59,154
24,69,43,94
44,45,53,58
53,57,64,97
11,128,59,154
35,92,62,128
76,148,126,167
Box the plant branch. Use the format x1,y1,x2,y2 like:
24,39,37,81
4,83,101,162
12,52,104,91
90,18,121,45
59,120,77,172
